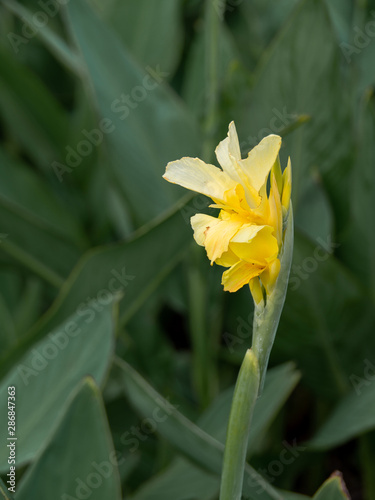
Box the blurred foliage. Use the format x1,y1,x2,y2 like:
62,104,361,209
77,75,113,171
0,0,374,498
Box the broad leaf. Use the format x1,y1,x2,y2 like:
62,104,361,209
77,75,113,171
0,297,117,470
340,94,375,299
64,0,199,225
90,0,184,78
16,379,122,500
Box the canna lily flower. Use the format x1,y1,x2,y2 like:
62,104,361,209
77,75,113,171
163,121,291,304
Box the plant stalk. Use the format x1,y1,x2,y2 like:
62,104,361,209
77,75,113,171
219,349,260,500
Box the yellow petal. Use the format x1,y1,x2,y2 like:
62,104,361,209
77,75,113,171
222,261,264,293
268,172,283,246
271,155,283,194
246,182,270,222
238,135,282,192
163,157,237,204
204,217,244,264
260,258,281,295
249,278,264,305
209,185,250,214
191,213,244,263
222,184,256,214
215,122,261,208
229,225,278,265
215,248,240,267
281,157,292,213
215,121,241,170
190,214,220,246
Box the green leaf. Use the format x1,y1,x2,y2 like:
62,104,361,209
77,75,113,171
238,0,300,65
90,0,184,78
0,477,14,499
310,378,375,450
13,277,43,336
340,93,375,300
64,0,199,225
0,47,69,172
128,458,219,500
0,148,83,243
114,356,284,500
16,378,122,500
0,297,117,470
0,148,85,283
0,276,43,359
312,473,350,499
280,492,310,500
324,0,353,42
357,17,375,96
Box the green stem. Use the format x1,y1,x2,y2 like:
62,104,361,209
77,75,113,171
219,210,293,498
252,208,294,392
219,349,260,500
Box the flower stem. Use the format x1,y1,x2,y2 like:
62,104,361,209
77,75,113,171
219,349,260,500
252,208,294,392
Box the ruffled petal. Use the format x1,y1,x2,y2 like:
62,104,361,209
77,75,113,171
191,213,244,263
229,225,278,265
190,214,220,246
210,184,255,215
215,248,240,267
206,218,243,263
222,261,264,293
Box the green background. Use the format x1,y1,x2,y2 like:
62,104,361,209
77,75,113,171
0,0,374,498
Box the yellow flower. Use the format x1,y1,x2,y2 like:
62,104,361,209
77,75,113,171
163,121,291,303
